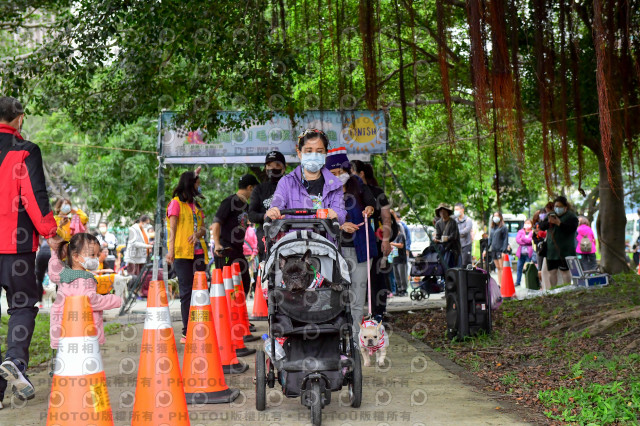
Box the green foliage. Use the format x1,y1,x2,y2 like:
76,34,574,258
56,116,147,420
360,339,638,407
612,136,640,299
539,379,640,424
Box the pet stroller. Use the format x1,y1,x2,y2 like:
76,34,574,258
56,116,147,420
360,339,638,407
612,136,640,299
409,245,449,300
255,209,363,426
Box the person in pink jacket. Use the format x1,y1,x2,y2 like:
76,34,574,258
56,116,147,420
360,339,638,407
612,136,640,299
48,233,122,350
576,216,597,271
243,224,259,293
515,219,534,286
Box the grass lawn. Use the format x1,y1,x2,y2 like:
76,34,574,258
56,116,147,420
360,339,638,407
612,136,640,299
0,314,125,368
393,273,640,425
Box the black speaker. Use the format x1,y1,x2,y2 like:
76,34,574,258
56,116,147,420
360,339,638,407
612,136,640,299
445,268,492,339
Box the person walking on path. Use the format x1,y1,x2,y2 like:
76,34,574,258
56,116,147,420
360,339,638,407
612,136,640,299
539,196,579,289
165,170,209,344
97,221,118,255
326,148,377,332
248,151,286,261
390,214,408,296
434,203,461,268
212,174,259,295
266,129,346,224
454,203,474,267
53,198,88,241
576,216,597,271
0,96,62,405
124,214,153,275
243,224,259,291
351,160,393,321
515,219,534,287
485,212,508,286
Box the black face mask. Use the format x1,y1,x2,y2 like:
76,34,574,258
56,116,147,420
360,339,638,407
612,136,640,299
266,169,284,182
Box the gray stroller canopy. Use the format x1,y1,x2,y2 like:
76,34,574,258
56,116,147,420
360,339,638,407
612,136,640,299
264,230,351,284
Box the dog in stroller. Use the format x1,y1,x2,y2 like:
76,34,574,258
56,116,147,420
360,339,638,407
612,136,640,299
409,245,452,301
255,209,363,426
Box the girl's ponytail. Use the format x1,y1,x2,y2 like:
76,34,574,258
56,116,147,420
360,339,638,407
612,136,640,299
57,240,70,267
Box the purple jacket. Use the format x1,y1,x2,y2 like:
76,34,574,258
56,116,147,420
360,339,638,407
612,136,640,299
270,166,347,224
516,228,534,258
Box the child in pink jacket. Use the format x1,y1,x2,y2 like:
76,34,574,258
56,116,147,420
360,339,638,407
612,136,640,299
48,233,122,349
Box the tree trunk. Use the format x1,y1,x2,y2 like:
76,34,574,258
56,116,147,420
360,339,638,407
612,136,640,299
595,152,629,274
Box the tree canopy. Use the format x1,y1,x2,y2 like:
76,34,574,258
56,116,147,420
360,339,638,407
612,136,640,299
1,0,639,272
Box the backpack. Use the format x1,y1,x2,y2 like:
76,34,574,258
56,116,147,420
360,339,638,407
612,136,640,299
579,235,593,253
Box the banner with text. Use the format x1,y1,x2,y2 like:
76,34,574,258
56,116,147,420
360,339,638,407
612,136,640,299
160,110,387,164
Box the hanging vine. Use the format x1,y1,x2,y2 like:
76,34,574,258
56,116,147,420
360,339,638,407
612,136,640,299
436,0,454,142
393,0,408,128
569,3,585,194
359,0,378,111
593,0,614,189
465,0,490,123
533,0,551,194
558,0,571,187
508,0,525,164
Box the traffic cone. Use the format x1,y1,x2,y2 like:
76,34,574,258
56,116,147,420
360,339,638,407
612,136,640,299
500,253,516,299
182,271,239,404
223,266,255,357
637,261,640,275
132,280,189,425
209,269,248,374
46,295,114,425
231,262,260,342
249,274,268,321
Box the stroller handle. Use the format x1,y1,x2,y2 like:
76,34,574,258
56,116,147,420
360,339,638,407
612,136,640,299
279,208,317,216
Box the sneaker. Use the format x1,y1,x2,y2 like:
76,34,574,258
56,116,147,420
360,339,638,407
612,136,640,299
180,334,186,344
0,359,35,401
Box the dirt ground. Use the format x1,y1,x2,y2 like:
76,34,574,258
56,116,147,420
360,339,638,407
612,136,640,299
392,273,640,425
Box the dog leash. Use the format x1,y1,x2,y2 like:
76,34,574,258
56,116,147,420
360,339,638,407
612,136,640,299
364,213,373,318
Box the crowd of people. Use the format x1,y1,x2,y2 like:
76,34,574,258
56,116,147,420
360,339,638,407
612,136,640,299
0,94,636,409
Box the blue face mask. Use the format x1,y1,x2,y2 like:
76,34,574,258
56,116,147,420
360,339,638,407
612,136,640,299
554,207,566,216
300,152,326,173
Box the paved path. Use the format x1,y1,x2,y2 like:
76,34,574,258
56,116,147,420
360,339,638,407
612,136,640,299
1,319,530,426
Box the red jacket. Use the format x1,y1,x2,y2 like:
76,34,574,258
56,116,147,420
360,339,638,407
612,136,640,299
0,124,58,253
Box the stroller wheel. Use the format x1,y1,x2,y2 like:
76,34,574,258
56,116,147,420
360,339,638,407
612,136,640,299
349,350,363,408
310,381,322,426
255,350,267,411
410,291,418,301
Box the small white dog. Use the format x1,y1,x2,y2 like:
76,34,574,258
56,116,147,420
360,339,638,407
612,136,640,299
359,319,388,367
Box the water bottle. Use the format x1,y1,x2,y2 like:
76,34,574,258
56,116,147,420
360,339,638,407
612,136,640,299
262,334,286,361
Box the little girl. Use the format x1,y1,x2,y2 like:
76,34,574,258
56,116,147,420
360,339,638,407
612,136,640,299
48,233,122,349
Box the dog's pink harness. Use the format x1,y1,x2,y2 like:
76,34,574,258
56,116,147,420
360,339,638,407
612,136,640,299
360,319,386,355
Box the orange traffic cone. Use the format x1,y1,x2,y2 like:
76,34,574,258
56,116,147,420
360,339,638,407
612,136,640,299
231,262,260,342
132,280,189,425
47,295,114,425
182,271,239,404
223,266,255,357
249,274,268,321
500,253,516,299
209,269,248,374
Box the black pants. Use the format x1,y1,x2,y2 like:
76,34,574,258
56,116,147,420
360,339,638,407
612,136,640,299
214,250,251,295
35,244,51,299
173,254,206,337
370,254,391,317
0,252,39,398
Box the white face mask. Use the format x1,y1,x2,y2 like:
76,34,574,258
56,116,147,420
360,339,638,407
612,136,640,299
493,216,501,224
300,152,326,173
80,256,100,271
60,204,71,214
99,226,107,234
454,210,461,218
337,173,350,186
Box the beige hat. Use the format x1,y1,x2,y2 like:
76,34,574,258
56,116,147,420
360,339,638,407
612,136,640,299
435,203,453,217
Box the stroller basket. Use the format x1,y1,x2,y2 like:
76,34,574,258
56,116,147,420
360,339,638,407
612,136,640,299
272,288,344,324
